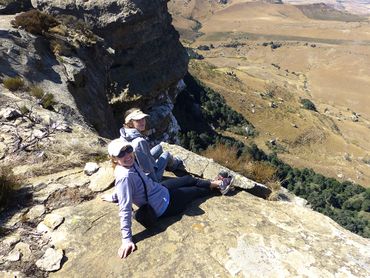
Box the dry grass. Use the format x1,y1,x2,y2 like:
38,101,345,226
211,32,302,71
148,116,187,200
202,143,244,172
3,77,24,91
0,167,20,212
202,143,278,184
12,9,59,35
242,161,277,184
10,136,107,178
50,39,71,56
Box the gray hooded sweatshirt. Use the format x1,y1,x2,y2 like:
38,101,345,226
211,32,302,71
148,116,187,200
120,127,157,175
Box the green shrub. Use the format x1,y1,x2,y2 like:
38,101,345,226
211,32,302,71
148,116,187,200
42,93,56,110
29,86,56,110
30,85,44,99
301,98,317,112
3,77,24,91
12,9,59,35
0,167,20,212
19,105,30,115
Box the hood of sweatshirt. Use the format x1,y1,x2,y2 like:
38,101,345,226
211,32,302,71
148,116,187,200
120,127,143,142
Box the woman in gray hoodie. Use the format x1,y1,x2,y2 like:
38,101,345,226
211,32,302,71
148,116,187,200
120,108,183,182
102,108,184,203
107,139,233,259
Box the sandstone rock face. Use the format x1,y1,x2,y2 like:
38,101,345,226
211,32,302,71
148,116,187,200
1,144,369,276
162,142,268,191
31,0,188,141
47,191,370,277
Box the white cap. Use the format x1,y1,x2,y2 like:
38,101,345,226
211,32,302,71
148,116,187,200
124,109,149,124
108,139,132,157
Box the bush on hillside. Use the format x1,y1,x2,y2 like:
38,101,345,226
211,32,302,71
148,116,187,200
3,77,24,91
202,143,243,172
301,98,317,112
0,167,20,212
30,86,56,110
243,161,277,184
12,9,59,35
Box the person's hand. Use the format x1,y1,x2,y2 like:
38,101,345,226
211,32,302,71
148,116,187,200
101,194,116,203
117,242,136,259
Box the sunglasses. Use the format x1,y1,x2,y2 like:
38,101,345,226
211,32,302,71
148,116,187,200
117,146,134,158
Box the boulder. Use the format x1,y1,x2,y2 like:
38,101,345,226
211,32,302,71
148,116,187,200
2,234,21,247
84,162,99,176
43,213,64,230
36,248,64,272
6,250,21,262
88,163,114,192
25,204,45,220
0,108,21,120
162,143,268,191
12,242,32,262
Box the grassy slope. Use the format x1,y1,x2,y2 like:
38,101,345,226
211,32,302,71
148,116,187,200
170,1,370,187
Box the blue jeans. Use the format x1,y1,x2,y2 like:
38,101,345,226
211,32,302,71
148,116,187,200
160,175,212,217
149,145,170,182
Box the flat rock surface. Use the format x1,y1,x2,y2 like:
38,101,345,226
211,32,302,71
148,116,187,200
48,191,370,277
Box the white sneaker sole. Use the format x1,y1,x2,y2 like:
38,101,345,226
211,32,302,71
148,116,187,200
220,177,234,195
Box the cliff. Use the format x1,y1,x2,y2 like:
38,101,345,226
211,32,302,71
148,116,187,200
1,1,370,277
1,0,188,140
1,144,369,277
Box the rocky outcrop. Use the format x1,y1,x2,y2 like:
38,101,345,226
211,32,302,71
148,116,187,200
31,0,189,141
1,0,187,141
1,144,369,277
0,0,188,179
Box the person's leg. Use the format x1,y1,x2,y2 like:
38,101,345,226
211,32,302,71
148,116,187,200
161,175,197,189
160,186,213,217
150,144,163,160
154,151,171,181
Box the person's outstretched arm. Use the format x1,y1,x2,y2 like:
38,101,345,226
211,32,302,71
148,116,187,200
116,176,137,258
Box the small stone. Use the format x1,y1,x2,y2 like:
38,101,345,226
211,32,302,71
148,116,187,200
0,271,25,278
351,115,359,122
33,129,47,138
3,234,21,247
0,108,21,120
84,162,100,176
89,166,114,192
0,141,7,159
7,250,21,262
36,248,64,272
43,213,64,230
37,222,52,234
13,242,32,261
25,205,45,220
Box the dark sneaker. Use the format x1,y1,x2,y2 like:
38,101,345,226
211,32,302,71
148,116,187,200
217,170,230,180
219,176,234,195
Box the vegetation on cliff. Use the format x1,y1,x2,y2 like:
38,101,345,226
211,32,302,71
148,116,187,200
174,75,370,238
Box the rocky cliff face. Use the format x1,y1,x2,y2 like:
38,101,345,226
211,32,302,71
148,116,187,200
1,0,188,140
1,144,369,277
0,0,188,177
31,0,188,140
